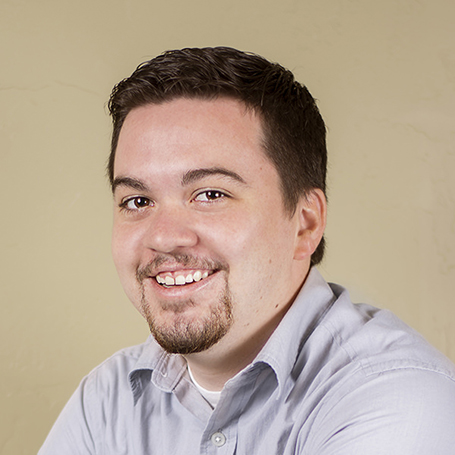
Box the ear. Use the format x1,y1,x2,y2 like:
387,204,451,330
293,189,327,261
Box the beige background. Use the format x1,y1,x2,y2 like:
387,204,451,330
1,0,454,453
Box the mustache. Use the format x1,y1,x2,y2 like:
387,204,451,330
136,253,229,283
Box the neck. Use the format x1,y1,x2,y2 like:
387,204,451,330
184,336,265,391
184,287,300,391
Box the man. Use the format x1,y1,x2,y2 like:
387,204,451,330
39,47,455,454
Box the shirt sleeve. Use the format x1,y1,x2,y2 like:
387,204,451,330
38,375,98,455
303,368,455,454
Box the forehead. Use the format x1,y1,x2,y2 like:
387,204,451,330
114,98,275,182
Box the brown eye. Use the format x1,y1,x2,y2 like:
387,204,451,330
194,190,226,202
121,196,153,211
207,191,223,200
132,197,150,208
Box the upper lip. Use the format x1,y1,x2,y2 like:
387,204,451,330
151,266,213,277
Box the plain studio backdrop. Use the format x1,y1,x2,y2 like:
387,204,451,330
1,0,454,453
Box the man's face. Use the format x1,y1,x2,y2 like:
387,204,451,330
112,98,309,355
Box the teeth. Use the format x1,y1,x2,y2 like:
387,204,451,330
193,271,202,282
155,271,211,287
175,275,185,285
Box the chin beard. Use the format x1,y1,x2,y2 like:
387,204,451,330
142,286,233,355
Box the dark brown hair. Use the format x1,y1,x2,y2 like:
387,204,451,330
108,47,327,264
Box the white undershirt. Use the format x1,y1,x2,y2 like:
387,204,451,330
187,365,222,408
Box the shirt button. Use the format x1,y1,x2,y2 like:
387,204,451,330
211,431,226,447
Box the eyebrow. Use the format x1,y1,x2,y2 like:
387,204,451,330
181,167,247,186
112,176,149,194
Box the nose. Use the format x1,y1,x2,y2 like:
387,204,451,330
143,205,198,253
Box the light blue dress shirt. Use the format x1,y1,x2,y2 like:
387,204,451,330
39,268,455,454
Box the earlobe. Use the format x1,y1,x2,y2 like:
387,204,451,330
293,189,327,261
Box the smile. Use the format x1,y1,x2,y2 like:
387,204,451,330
155,270,210,287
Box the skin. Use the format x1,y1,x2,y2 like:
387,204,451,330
112,97,326,390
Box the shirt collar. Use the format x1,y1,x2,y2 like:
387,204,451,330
252,267,337,396
128,336,188,404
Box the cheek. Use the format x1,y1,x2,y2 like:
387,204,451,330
206,209,293,276
111,227,146,312
111,225,127,271
111,223,142,283
235,215,297,288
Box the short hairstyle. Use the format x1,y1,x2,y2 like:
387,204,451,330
108,47,327,265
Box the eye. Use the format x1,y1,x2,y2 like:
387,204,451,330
194,190,227,202
120,196,154,211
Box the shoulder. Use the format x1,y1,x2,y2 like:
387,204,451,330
304,366,455,454
38,340,152,455
300,289,455,454
316,284,455,380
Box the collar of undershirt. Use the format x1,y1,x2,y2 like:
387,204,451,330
187,364,222,408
